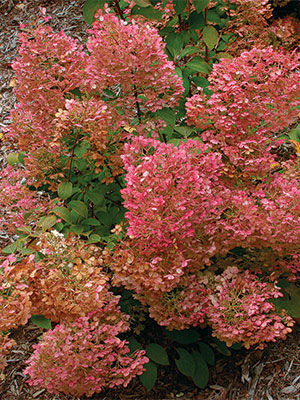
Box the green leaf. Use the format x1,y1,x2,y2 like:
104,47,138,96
69,224,84,235
39,215,57,231
191,76,210,88
165,328,200,344
87,188,105,206
134,0,151,6
128,337,143,353
203,26,218,50
273,281,300,318
198,342,215,366
58,182,73,200
31,315,52,330
211,338,231,356
139,360,157,392
146,343,169,366
178,46,200,60
83,0,105,25
131,5,163,20
175,348,195,377
156,108,176,127
7,152,19,166
215,52,232,60
191,351,209,388
185,57,211,74
173,0,187,14
82,218,101,226
69,200,88,219
87,233,102,243
174,126,195,138
288,125,300,143
189,11,205,29
1,241,18,255
52,206,72,224
207,9,221,23
165,33,183,58
193,0,210,13
74,141,90,158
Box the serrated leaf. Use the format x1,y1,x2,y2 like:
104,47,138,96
185,57,211,74
178,46,200,60
165,33,183,58
146,343,169,366
39,215,57,231
189,11,205,29
174,126,195,138
173,0,187,14
52,206,72,224
69,200,88,218
139,360,157,392
175,348,195,377
69,224,84,234
83,0,105,25
1,241,18,254
31,315,52,330
191,76,210,88
193,0,210,13
191,351,209,388
216,52,232,60
198,342,215,366
203,26,218,50
82,218,101,226
58,182,73,200
165,328,200,344
156,108,176,127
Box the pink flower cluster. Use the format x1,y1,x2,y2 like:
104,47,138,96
86,11,183,115
186,47,300,177
24,311,148,397
207,267,294,349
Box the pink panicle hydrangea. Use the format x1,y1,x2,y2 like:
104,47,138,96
12,22,86,117
208,267,295,349
85,11,183,115
24,311,148,397
136,273,211,330
186,47,300,177
0,165,48,233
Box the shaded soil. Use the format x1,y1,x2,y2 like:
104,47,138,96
0,1,299,399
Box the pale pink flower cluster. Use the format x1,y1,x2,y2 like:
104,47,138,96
186,47,300,177
24,311,148,397
207,267,295,349
86,11,183,115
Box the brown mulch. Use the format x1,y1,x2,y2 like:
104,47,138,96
0,1,299,399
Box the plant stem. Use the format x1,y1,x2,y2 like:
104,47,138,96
67,129,80,181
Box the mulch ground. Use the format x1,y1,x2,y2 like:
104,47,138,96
0,1,299,399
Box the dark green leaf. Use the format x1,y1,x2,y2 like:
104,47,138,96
211,338,231,356
203,26,218,50
191,76,210,88
185,57,211,74
189,11,205,29
146,343,169,366
128,337,143,353
83,0,105,25
58,182,73,200
193,0,210,13
31,315,52,330
52,206,72,223
198,342,215,366
165,328,200,344
191,351,209,388
178,46,200,60
173,0,187,14
82,218,101,226
207,10,221,23
69,200,88,218
131,5,163,20
165,33,183,58
273,282,300,318
139,360,157,392
156,108,176,127
175,348,195,377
